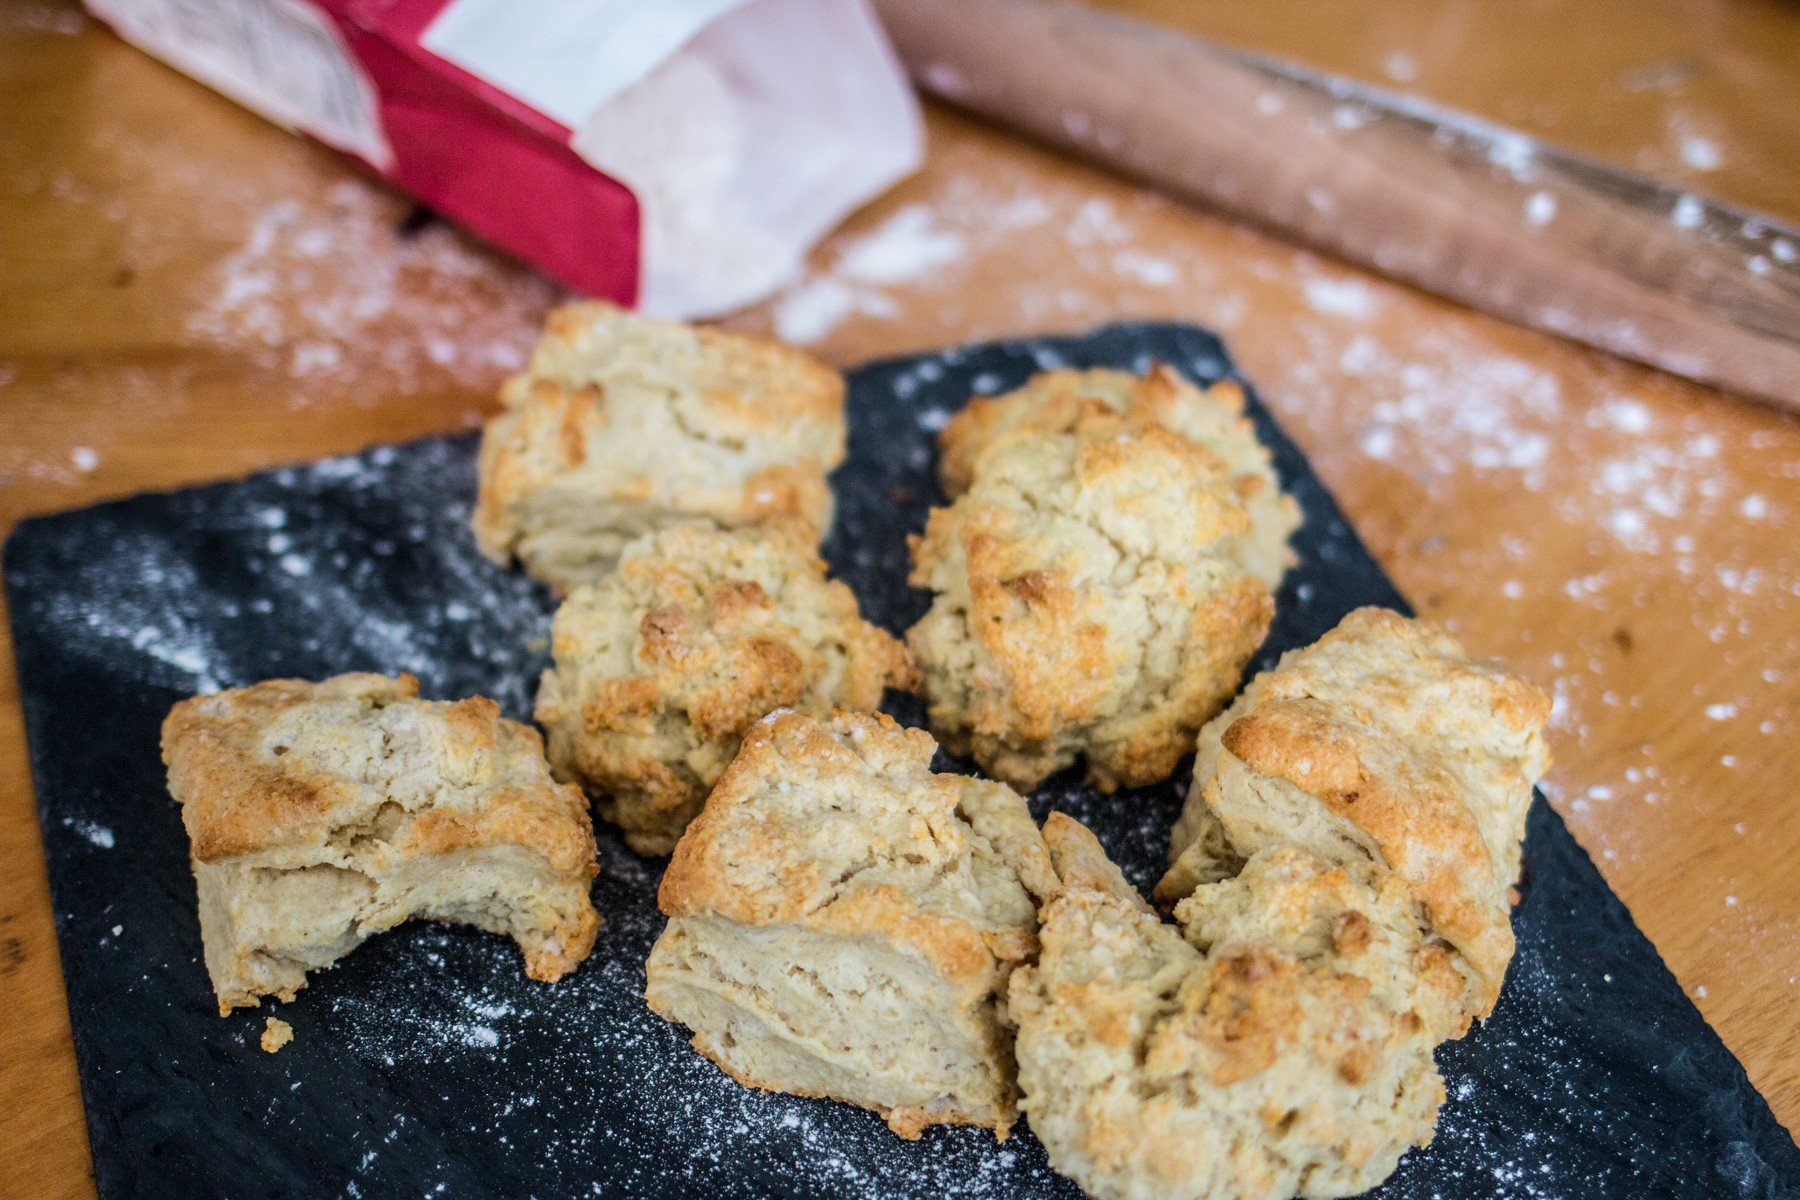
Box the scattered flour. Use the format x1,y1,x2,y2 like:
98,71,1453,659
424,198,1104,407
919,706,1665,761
1303,276,1381,319
766,176,1191,346
1486,130,1537,180
1600,398,1651,433
773,279,863,345
835,205,965,284
63,816,116,849
1383,51,1419,83
1109,250,1177,286
1337,335,1558,488
772,205,963,343
1678,134,1722,172
188,180,558,404
1662,107,1731,177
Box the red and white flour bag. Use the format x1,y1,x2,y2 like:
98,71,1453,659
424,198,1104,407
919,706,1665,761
83,0,925,318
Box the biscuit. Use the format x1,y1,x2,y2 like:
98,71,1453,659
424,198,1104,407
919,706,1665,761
472,302,846,593
938,366,1300,588
1009,815,1460,1200
1158,606,1552,1016
162,674,600,1014
907,405,1274,791
645,710,1056,1139
535,523,915,855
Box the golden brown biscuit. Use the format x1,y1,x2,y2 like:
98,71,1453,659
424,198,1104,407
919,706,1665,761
162,674,599,1013
1011,615,1547,1199
472,302,846,593
535,523,915,855
907,405,1274,791
646,710,1055,1139
1159,607,1552,1016
939,366,1300,589
1009,815,1462,1200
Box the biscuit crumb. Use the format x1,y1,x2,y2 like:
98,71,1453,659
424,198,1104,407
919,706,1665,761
260,1017,293,1054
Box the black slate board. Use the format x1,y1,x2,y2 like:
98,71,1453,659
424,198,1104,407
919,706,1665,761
7,323,1797,1200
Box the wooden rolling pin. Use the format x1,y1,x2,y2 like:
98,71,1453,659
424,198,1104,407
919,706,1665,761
873,0,1800,413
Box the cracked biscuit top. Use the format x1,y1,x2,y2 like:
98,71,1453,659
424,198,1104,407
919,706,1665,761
536,522,916,856
1162,607,1552,1016
659,709,1056,972
908,405,1274,792
472,302,846,593
1010,815,1458,1200
649,709,1054,1139
163,673,595,875
938,366,1300,589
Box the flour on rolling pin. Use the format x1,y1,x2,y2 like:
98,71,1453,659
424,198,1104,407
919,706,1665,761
875,0,1800,412
83,0,923,318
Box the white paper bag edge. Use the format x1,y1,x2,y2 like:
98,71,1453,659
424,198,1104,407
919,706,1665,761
421,0,753,128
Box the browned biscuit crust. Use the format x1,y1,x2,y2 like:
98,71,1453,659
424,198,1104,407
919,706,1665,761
939,365,1300,589
1009,815,1463,1200
535,523,915,855
647,710,1054,1139
163,673,599,1012
908,404,1273,791
1160,607,1552,1016
472,302,846,593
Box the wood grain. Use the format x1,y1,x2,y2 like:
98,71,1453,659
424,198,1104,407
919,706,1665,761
876,0,1800,411
2,1,1797,1194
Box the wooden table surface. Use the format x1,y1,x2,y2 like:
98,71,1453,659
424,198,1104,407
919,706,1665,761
2,0,1796,1191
